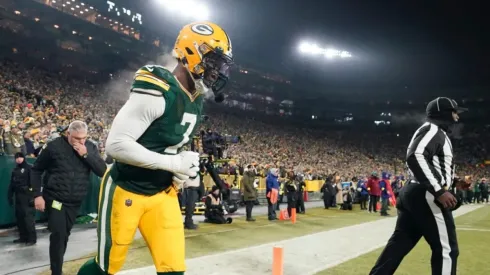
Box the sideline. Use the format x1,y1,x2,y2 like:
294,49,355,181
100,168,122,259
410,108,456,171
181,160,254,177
457,227,490,232
119,205,484,275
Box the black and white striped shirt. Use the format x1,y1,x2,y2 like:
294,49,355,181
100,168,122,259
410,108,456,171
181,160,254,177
406,122,454,196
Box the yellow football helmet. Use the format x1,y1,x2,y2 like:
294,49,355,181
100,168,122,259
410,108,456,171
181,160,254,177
173,21,233,94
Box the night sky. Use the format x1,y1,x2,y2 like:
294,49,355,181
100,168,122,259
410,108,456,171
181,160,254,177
92,0,490,97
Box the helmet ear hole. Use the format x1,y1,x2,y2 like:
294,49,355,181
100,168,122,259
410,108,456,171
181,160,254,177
185,47,194,55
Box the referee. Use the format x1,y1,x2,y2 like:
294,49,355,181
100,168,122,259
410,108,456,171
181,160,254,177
31,121,106,275
370,97,466,275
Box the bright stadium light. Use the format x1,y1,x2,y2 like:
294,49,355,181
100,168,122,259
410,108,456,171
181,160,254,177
298,41,352,59
340,51,352,58
159,0,210,20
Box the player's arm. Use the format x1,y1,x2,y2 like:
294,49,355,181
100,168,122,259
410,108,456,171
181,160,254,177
105,92,181,172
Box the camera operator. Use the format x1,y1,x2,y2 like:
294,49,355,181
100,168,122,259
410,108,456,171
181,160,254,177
202,128,224,159
204,186,232,224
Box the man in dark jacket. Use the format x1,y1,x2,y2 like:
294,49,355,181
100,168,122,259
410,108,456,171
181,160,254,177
358,178,369,210
8,152,37,245
241,165,257,221
321,175,335,209
474,180,481,203
479,178,488,203
285,172,298,217
296,175,307,214
30,121,106,275
379,172,392,216
367,172,381,213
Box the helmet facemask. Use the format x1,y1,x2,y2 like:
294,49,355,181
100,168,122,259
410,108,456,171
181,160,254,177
194,43,233,96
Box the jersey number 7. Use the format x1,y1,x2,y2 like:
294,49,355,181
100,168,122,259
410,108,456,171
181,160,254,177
164,113,197,154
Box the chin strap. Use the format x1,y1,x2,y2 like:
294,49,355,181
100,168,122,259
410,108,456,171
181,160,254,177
194,79,210,95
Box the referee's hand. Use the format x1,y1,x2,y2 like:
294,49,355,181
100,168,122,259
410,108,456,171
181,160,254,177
437,191,458,209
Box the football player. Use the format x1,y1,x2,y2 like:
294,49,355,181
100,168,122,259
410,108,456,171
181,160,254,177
77,22,233,275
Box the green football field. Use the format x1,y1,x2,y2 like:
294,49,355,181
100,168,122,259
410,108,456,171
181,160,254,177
41,206,384,274
40,205,490,275
317,205,490,275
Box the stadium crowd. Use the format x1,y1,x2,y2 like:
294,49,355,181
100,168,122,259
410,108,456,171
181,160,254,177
1,60,489,184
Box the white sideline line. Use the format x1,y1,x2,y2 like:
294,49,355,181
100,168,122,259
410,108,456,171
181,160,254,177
457,227,490,232
118,205,483,275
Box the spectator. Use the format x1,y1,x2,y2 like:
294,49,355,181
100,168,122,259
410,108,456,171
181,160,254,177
335,177,343,209
285,171,298,218
241,165,257,222
379,172,392,216
367,172,381,213
0,59,488,192
321,175,335,209
479,178,488,203
266,168,280,220
296,175,306,214
358,178,369,210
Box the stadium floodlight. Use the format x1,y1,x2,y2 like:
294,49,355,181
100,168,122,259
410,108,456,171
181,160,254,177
340,51,352,58
159,0,210,20
298,41,352,59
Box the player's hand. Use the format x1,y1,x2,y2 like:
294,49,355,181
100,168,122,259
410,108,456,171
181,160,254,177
176,151,200,177
437,191,458,209
34,196,45,212
173,173,189,189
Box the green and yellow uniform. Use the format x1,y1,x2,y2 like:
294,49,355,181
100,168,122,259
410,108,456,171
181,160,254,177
112,65,204,195
90,65,203,275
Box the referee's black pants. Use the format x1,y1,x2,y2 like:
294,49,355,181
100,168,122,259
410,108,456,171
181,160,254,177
45,198,79,275
370,183,459,275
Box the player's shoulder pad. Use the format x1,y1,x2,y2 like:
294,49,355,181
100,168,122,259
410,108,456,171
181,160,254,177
131,65,174,96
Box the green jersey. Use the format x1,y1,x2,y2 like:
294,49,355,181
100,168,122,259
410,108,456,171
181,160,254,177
111,65,204,195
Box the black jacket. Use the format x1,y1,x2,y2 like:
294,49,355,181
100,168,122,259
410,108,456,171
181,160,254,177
321,179,335,195
8,160,32,205
30,136,106,205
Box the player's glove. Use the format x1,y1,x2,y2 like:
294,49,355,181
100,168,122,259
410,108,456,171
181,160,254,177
172,173,189,189
175,151,200,178
173,173,200,189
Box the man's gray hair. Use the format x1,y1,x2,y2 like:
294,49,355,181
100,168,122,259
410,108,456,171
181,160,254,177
68,120,88,133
